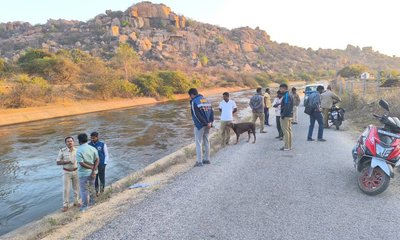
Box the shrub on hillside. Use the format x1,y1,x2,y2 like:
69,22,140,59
3,74,53,108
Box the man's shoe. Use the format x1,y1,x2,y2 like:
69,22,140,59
73,203,82,208
79,206,89,212
307,138,315,141
275,136,280,139
61,206,68,212
280,147,290,151
202,160,211,164
293,122,298,124
260,130,267,133
194,162,203,167
318,138,327,142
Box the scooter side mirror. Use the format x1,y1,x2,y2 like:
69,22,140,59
379,99,390,112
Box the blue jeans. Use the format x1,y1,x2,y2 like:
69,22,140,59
308,111,324,139
264,108,270,125
79,176,95,208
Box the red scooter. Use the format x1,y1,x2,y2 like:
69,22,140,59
353,100,400,195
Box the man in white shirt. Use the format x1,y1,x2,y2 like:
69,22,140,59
219,92,237,146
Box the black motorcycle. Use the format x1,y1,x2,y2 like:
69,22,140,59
329,102,345,130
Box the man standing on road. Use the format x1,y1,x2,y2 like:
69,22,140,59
188,88,214,167
291,87,301,124
280,83,294,151
219,92,237,146
321,85,341,128
272,91,283,140
249,88,267,133
264,88,272,126
76,133,99,212
56,136,80,212
89,132,109,195
307,85,326,142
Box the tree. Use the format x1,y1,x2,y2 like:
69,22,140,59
157,71,192,94
200,55,208,66
113,44,139,81
17,49,79,83
337,64,369,78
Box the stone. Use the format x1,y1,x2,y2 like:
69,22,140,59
119,35,129,43
111,26,119,36
179,16,186,28
129,32,137,41
111,18,121,27
243,63,252,72
241,42,257,52
155,41,163,51
137,38,152,52
129,2,171,19
75,41,82,48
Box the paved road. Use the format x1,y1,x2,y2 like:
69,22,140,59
87,108,400,240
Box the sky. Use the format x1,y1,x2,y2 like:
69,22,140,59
0,0,399,56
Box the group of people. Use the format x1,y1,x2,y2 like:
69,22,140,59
56,132,109,212
188,83,342,163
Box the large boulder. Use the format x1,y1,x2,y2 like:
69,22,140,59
128,2,171,19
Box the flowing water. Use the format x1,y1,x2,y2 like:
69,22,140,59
0,90,254,236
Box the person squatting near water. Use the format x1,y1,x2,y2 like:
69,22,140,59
219,92,237,146
188,88,214,167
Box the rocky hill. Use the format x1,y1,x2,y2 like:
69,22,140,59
1,1,399,74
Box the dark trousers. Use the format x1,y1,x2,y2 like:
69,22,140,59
264,108,270,125
95,164,106,193
308,111,324,139
276,116,283,137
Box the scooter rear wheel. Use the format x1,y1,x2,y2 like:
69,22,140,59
357,166,390,195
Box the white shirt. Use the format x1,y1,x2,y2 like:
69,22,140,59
219,100,237,121
273,98,282,117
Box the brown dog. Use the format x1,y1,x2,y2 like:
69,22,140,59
226,122,256,144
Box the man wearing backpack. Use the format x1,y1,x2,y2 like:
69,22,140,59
249,88,267,133
307,85,326,142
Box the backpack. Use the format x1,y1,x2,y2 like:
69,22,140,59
304,95,313,115
250,95,263,111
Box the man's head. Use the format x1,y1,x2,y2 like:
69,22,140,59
277,90,282,98
188,88,198,99
77,133,88,145
256,87,262,94
64,136,74,149
223,92,229,102
317,85,325,94
279,83,288,93
265,88,270,94
292,87,297,93
91,132,99,143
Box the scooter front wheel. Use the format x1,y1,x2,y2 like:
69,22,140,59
357,166,390,195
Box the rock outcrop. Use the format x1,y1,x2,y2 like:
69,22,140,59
0,1,399,73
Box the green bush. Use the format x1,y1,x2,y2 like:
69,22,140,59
133,73,162,97
258,46,266,54
254,73,271,87
113,80,139,98
215,36,224,44
17,49,79,83
121,21,129,27
157,71,192,94
200,55,208,66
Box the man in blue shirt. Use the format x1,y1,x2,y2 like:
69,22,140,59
188,88,214,167
76,133,99,212
89,132,109,195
